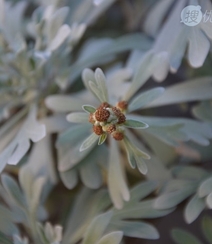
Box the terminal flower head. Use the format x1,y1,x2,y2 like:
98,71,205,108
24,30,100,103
67,68,151,174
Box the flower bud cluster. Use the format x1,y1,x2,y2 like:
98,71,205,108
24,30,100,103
89,102,127,141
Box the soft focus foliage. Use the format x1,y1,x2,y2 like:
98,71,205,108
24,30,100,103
0,0,212,243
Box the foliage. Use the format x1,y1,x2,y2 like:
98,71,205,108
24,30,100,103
0,0,212,243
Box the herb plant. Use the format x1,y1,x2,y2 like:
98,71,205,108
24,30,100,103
0,0,212,244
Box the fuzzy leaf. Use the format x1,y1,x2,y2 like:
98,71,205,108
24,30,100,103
63,189,111,244
198,176,212,198
70,34,152,83
98,133,107,145
80,160,102,189
188,27,210,68
108,139,130,209
124,119,148,129
184,194,205,224
57,124,91,147
124,51,154,100
132,115,212,146
110,221,159,240
82,211,113,244
36,223,48,244
172,166,207,181
128,87,165,112
96,231,123,244
123,141,136,169
18,167,34,202
82,68,96,90
154,183,196,209
44,222,54,243
148,77,212,108
66,112,88,123
30,177,46,212
0,105,46,171
60,169,78,190
46,7,69,43
45,95,86,112
1,174,26,209
113,199,174,220
80,133,99,152
206,192,212,209
82,105,96,113
135,155,148,175
0,205,19,236
130,181,158,202
88,80,106,103
123,137,148,174
124,136,150,159
95,68,108,102
192,101,212,123
48,24,71,51
58,138,94,172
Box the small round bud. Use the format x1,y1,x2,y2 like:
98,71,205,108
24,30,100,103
116,101,128,111
95,107,110,122
112,131,124,141
98,102,111,109
106,124,116,134
93,125,103,135
117,113,126,124
112,107,126,124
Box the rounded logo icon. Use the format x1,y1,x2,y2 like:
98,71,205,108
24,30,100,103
181,5,202,26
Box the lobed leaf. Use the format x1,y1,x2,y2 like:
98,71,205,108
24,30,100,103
48,24,71,51
88,81,106,103
46,7,69,43
0,105,46,171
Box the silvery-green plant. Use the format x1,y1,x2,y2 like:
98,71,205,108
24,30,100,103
46,64,212,209
0,0,212,244
142,0,212,81
0,0,151,173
